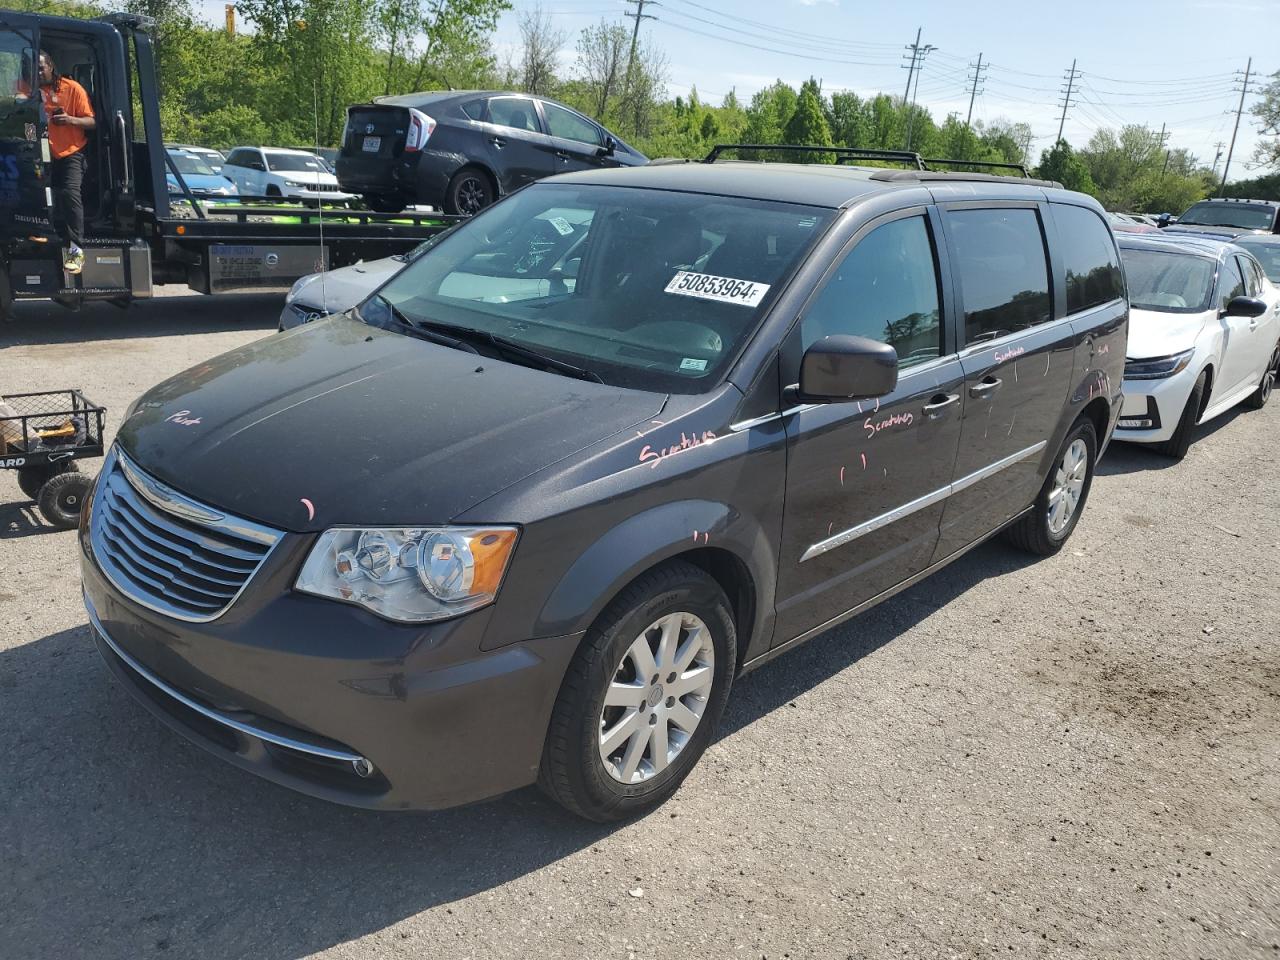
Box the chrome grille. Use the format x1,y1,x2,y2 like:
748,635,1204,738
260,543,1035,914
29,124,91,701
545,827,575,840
89,448,282,621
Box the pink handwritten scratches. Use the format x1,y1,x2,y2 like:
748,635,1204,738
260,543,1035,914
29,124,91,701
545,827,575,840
300,498,315,521
691,530,710,545
864,411,913,440
639,430,718,468
1096,344,1110,356
994,346,1026,364
165,410,202,426
860,452,867,470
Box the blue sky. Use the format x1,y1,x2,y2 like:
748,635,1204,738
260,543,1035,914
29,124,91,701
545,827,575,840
199,0,1280,179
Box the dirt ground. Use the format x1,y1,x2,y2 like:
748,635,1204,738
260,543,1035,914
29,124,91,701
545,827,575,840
2,291,1277,960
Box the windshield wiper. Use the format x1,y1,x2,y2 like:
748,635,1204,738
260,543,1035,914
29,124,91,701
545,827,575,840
375,296,479,354
421,323,604,383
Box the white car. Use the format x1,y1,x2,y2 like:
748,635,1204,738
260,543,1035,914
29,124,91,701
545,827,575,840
1115,234,1280,458
221,146,352,201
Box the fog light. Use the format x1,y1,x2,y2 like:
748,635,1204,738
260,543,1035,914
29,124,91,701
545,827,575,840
352,757,375,778
1117,417,1153,429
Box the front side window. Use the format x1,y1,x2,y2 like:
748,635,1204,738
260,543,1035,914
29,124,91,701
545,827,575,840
486,97,540,133
460,99,485,121
1119,247,1215,313
801,215,941,369
1054,203,1124,314
1178,201,1276,231
1238,255,1264,297
368,183,834,393
1218,256,1247,311
542,102,602,146
949,207,1051,345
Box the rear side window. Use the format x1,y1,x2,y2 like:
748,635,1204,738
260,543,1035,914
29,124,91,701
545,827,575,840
801,215,942,369
543,102,603,145
949,208,1052,345
487,98,540,133
1054,204,1124,314
1219,257,1246,311
460,99,485,121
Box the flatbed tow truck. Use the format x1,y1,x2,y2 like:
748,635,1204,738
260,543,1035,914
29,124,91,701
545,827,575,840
0,9,458,320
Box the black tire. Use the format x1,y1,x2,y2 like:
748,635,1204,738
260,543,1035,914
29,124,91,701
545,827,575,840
17,460,78,500
37,471,94,530
1244,345,1279,410
1154,370,1207,459
538,560,737,822
364,194,405,213
443,168,494,217
1004,417,1098,556
265,184,282,198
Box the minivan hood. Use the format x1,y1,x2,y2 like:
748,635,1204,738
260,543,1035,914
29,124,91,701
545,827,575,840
117,316,666,531
1126,306,1210,360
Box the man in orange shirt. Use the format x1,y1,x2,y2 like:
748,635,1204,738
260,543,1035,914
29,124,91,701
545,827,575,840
35,50,95,274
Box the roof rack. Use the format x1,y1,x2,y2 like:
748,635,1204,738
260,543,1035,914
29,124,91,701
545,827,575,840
704,144,925,169
867,170,1061,189
704,143,1038,181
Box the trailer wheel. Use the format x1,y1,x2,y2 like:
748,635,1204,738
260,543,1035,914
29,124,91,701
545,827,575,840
37,471,94,530
18,460,78,500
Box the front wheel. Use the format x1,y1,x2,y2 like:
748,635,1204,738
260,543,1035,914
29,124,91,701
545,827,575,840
538,561,736,821
1155,370,1207,459
1004,418,1097,556
443,168,494,216
1244,345,1279,410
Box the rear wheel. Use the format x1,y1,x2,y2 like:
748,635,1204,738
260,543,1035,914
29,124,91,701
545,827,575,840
538,561,736,821
1244,345,1279,410
444,168,494,216
1004,418,1097,556
17,460,78,500
1154,371,1207,459
37,471,93,530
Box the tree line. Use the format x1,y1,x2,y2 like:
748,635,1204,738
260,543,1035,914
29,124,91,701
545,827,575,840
13,0,1280,209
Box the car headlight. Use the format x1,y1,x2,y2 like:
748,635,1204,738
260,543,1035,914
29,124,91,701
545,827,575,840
1123,349,1194,380
285,274,319,304
296,526,519,622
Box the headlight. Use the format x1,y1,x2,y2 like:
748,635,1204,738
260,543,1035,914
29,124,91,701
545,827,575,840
285,274,319,304
296,526,518,622
1124,349,1194,380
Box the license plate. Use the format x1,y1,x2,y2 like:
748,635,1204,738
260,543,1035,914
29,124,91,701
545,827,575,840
362,136,381,153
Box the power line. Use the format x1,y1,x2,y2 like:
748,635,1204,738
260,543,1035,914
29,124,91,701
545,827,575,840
1220,58,1253,194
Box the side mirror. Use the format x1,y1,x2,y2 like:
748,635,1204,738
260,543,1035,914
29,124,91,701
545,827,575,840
597,136,617,158
1224,295,1268,319
797,335,898,403
1156,213,1172,228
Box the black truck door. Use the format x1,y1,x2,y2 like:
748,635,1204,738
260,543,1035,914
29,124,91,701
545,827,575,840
0,16,52,244
774,208,965,645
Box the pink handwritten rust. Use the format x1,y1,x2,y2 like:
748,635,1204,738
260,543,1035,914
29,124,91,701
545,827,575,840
165,410,202,427
864,411,914,440
994,346,1026,365
639,430,718,469
300,498,315,521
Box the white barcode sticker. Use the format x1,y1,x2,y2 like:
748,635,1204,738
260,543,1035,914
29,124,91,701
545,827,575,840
548,216,574,236
664,271,769,308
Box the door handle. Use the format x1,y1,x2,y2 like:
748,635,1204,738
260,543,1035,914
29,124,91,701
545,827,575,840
489,136,506,147
556,151,571,161
969,377,1002,398
922,393,960,418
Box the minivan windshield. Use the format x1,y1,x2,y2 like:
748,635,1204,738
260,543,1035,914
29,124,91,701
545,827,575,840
367,183,834,392
1177,201,1275,230
1119,247,1216,313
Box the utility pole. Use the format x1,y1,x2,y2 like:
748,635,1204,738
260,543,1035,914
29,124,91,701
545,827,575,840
623,0,658,99
1056,58,1080,144
1155,122,1171,174
1210,140,1226,178
901,29,935,151
965,52,987,130
1220,58,1253,196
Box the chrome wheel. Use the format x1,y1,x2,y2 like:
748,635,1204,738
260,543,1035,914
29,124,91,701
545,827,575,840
1047,438,1088,536
598,612,715,784
457,176,488,215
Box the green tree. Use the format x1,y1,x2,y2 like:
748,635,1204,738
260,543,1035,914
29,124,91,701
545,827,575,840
742,80,797,150
1252,69,1280,170
782,77,833,162
1037,139,1096,194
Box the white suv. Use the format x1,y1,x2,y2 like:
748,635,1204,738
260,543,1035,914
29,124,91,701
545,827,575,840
222,146,352,201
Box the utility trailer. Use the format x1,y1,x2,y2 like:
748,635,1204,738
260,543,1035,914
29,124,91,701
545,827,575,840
0,9,459,319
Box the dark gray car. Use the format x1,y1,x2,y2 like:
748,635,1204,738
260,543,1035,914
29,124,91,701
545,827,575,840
336,90,647,214
81,155,1127,821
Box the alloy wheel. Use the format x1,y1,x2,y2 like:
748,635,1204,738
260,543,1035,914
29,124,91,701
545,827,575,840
1047,437,1088,536
598,612,715,784
458,177,487,215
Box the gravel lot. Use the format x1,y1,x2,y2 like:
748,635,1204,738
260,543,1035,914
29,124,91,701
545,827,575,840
2,291,1277,960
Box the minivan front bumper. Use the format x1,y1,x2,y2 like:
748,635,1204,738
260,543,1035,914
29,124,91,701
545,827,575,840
80,526,581,811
